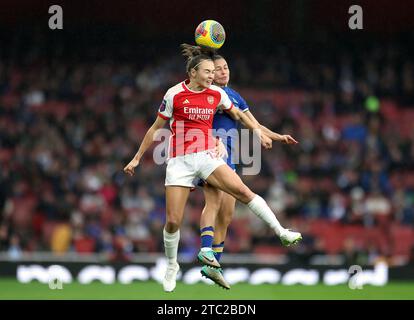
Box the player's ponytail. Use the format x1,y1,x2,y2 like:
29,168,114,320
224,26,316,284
181,43,215,74
181,43,203,60
181,43,215,59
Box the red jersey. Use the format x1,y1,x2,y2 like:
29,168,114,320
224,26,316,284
158,79,233,158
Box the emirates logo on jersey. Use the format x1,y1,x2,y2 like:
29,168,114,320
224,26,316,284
184,106,214,120
207,96,214,105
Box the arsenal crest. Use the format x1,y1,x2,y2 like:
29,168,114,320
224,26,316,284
207,96,214,104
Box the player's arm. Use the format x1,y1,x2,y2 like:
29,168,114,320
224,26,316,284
225,107,272,149
217,86,272,149
244,110,298,145
226,107,256,130
124,116,167,176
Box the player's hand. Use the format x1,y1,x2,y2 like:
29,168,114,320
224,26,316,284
279,135,298,145
124,158,140,176
215,138,228,158
260,133,273,149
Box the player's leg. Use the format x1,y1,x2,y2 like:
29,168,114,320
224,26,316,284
212,192,236,262
198,184,230,289
200,191,234,290
198,183,223,268
163,186,190,292
205,164,302,246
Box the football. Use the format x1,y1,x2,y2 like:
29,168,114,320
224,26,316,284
195,20,226,50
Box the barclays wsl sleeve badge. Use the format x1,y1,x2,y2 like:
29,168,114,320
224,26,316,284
159,99,167,112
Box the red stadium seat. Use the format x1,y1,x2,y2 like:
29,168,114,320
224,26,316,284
342,225,366,248
308,218,332,236
253,245,287,255
74,237,96,254
308,220,346,254
42,221,58,245
380,100,400,121
322,225,345,254
390,224,414,256
364,227,390,255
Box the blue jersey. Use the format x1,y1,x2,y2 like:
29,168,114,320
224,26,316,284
213,86,250,170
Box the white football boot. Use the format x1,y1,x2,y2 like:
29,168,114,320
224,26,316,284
163,262,180,292
280,229,303,246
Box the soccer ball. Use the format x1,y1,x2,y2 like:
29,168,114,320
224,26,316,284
195,20,226,50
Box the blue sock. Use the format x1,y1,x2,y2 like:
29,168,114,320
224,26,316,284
200,226,214,249
212,242,225,262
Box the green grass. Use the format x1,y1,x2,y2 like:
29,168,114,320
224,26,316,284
0,278,413,300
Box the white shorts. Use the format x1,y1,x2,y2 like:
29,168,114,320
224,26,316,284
165,150,226,187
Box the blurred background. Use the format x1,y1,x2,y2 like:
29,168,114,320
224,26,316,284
1,0,414,287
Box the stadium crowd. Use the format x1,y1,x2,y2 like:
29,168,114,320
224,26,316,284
1,32,414,265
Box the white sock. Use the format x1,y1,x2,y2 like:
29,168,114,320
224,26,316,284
163,228,180,265
247,194,285,236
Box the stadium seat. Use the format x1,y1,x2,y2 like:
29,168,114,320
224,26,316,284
253,245,287,255
342,225,366,248
390,224,414,256
74,237,96,254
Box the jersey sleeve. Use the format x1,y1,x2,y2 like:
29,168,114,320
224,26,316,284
236,92,250,112
217,87,233,111
157,90,174,120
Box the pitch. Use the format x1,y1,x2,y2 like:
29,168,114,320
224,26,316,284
0,279,413,300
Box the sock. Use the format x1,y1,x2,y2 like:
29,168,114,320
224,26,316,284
247,194,285,236
212,241,224,262
163,228,180,265
200,226,214,250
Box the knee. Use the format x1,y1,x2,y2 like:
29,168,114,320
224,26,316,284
233,185,253,203
165,216,181,233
